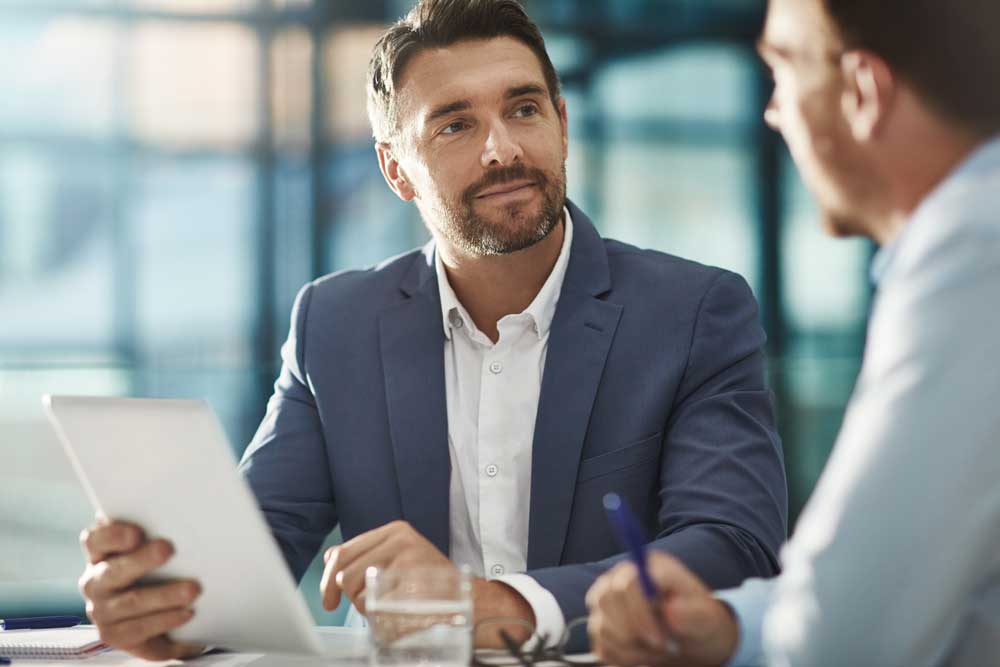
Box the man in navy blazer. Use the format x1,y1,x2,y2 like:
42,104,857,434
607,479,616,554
241,199,787,615
75,0,786,659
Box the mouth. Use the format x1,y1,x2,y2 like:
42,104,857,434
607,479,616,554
475,180,536,199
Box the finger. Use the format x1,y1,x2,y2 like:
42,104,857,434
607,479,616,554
647,551,707,598
79,521,144,565
585,563,622,610
130,636,205,663
99,608,195,650
602,642,664,667
616,572,666,649
594,570,638,648
590,618,660,667
332,520,409,574
93,580,202,626
334,541,401,608
320,549,344,612
355,589,368,616
83,540,174,599
323,524,409,611
663,595,729,644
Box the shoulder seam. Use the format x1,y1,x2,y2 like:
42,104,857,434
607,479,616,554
674,269,730,407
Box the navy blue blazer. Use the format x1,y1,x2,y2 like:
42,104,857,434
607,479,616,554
239,201,787,627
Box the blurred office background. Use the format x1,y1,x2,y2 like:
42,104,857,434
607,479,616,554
0,0,871,622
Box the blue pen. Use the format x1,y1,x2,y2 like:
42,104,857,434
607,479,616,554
0,657,11,665
603,493,680,655
0,616,82,631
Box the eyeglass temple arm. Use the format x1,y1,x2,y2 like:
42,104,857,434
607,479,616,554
499,630,534,667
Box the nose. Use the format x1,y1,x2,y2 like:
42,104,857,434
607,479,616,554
480,118,523,168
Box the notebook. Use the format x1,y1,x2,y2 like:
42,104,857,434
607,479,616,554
0,627,108,660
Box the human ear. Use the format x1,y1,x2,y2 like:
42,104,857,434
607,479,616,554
557,96,569,157
375,142,417,201
840,51,895,143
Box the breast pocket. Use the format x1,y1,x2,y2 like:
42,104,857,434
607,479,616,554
576,432,663,483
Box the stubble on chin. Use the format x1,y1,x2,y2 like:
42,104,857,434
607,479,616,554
441,165,566,256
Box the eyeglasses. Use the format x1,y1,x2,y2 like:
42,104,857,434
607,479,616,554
472,617,601,667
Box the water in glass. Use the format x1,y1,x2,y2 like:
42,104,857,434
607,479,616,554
367,567,472,667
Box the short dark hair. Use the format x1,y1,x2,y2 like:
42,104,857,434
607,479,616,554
367,0,562,144
824,0,1000,136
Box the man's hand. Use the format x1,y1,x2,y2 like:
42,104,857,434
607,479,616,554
320,520,453,614
78,517,204,662
586,552,739,667
320,521,535,648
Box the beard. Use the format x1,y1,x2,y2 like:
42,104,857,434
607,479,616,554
434,161,567,256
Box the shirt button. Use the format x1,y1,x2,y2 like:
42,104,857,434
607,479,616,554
485,463,499,477
489,361,503,374
450,313,463,329
491,564,505,576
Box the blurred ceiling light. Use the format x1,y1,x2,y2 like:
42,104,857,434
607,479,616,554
324,25,385,143
128,21,259,149
5,18,116,137
127,0,256,14
271,27,313,153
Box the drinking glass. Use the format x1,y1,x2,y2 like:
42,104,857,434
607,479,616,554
366,566,473,667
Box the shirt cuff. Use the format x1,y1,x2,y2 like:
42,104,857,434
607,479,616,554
495,573,566,648
715,578,772,667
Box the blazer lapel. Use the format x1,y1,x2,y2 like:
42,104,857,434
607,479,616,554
378,246,451,555
527,205,623,569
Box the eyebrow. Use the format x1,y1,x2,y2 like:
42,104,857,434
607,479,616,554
426,99,472,124
423,84,549,125
505,84,548,100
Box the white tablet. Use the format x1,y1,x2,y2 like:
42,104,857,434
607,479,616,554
42,395,330,656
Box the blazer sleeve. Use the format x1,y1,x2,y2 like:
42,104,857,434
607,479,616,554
527,270,788,636
238,282,338,582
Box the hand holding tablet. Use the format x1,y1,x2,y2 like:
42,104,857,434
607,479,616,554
44,395,327,658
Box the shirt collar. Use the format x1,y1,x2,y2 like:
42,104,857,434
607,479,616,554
870,134,1000,288
435,206,575,341
869,231,903,288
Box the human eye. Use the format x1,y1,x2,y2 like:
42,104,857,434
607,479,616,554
440,120,468,135
512,102,539,118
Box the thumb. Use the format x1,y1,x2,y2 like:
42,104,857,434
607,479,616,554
661,594,740,665
646,552,707,597
662,595,722,640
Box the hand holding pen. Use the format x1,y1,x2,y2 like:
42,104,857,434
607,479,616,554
585,493,740,666
601,493,681,655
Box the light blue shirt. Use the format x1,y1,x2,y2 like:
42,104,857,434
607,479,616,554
717,135,1000,667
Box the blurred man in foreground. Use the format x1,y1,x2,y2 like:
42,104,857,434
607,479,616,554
586,0,1000,665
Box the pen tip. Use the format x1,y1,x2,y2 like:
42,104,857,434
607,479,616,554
603,493,622,511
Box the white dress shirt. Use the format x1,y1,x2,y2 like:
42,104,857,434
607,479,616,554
436,208,574,642
718,136,1000,666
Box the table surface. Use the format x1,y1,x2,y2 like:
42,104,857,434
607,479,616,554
8,627,594,667
8,627,369,667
